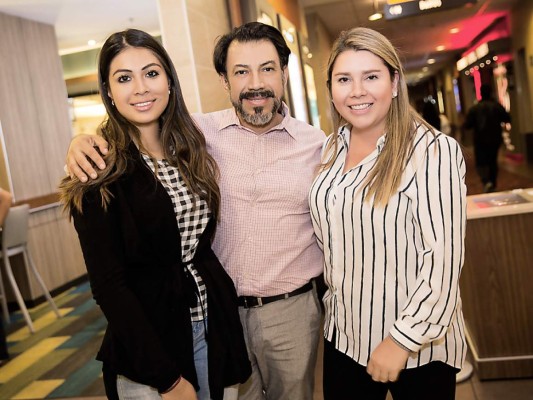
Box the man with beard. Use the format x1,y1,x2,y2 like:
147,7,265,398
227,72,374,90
66,22,325,400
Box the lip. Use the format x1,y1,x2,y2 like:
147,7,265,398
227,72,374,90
131,99,156,111
243,96,271,106
348,103,372,111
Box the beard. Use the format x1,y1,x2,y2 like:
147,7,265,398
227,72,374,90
232,89,282,127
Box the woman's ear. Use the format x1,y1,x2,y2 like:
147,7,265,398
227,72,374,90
392,71,399,98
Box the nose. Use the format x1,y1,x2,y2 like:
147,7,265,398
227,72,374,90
350,80,366,97
134,77,149,95
248,71,264,90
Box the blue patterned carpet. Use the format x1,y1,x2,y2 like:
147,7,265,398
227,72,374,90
0,281,106,399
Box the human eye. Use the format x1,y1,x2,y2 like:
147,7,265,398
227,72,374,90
366,74,379,81
234,69,247,76
262,66,275,72
336,76,349,83
117,74,131,83
146,69,160,78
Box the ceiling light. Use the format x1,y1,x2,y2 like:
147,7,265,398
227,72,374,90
87,39,96,46
450,27,460,34
422,67,428,72
436,45,445,51
427,58,436,64
369,12,383,21
369,0,383,21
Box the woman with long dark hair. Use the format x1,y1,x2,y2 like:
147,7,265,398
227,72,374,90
60,29,250,400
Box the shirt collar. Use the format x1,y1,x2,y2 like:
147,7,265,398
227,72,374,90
218,102,298,139
338,124,387,153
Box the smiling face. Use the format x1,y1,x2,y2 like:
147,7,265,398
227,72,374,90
107,46,169,134
330,49,398,139
223,40,287,133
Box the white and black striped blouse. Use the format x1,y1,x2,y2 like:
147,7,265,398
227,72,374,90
309,124,467,370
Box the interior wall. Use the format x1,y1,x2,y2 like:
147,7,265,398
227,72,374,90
305,13,334,135
511,0,533,135
0,12,87,301
187,0,233,112
158,0,232,114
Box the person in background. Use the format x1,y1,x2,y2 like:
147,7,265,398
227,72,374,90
65,22,324,400
421,97,441,130
59,29,250,400
310,27,467,400
0,187,13,366
464,83,511,193
439,113,451,136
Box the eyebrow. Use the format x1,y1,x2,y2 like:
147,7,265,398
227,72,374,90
112,62,162,76
232,60,276,70
333,68,383,76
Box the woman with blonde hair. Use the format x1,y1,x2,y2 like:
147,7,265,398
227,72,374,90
310,27,467,399
60,29,250,400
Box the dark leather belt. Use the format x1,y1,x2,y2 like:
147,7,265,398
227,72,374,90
238,280,314,308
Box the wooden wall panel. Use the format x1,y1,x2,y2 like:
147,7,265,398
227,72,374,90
25,207,86,298
0,12,86,303
21,19,72,194
0,12,49,200
461,212,533,379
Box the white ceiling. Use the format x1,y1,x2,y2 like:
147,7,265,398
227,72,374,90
0,0,520,80
0,0,161,54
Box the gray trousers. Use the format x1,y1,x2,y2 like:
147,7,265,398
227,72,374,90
237,288,322,400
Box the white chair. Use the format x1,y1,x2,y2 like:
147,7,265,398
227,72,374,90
0,204,60,333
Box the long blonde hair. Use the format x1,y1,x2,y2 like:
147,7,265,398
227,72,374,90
323,27,433,206
59,29,220,217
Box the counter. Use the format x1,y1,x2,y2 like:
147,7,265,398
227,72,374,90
462,188,533,379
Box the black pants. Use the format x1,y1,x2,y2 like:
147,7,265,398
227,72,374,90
323,339,458,400
474,143,500,187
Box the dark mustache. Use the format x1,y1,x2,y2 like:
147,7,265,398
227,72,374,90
239,90,275,101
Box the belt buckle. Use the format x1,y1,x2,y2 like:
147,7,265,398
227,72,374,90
244,296,263,308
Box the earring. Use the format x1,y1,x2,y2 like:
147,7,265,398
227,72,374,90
111,100,115,106
168,89,171,94
392,92,397,98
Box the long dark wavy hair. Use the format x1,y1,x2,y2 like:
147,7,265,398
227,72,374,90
60,29,220,217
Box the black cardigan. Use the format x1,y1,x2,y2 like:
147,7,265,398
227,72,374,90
72,144,251,400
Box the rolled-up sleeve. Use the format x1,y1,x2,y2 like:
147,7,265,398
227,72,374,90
390,135,466,352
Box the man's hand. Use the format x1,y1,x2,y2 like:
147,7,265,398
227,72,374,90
161,377,197,400
66,134,109,182
366,336,410,382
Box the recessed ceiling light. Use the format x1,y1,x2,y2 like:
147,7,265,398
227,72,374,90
436,45,445,51
450,28,460,34
422,67,429,72
427,58,436,64
368,12,383,21
87,39,96,46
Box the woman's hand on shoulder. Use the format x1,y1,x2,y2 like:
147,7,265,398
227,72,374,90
66,134,109,182
160,377,197,400
366,336,410,382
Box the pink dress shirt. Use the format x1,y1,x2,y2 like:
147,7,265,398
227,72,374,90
193,105,325,297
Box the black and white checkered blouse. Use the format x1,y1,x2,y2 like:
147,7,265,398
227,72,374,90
142,154,209,321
